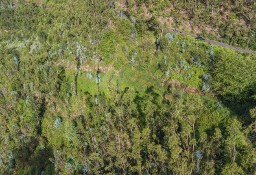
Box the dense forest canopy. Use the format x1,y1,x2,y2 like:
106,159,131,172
0,0,256,174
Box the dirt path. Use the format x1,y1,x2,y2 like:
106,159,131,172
166,28,256,54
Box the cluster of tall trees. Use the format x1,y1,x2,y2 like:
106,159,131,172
0,0,255,174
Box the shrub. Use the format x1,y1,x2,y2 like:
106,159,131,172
212,52,256,103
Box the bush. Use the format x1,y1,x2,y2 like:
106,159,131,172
212,52,256,103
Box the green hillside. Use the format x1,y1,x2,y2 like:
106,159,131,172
0,0,255,174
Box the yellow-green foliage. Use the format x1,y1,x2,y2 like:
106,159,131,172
0,1,255,175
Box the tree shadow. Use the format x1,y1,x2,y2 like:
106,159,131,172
6,137,55,175
219,83,256,124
